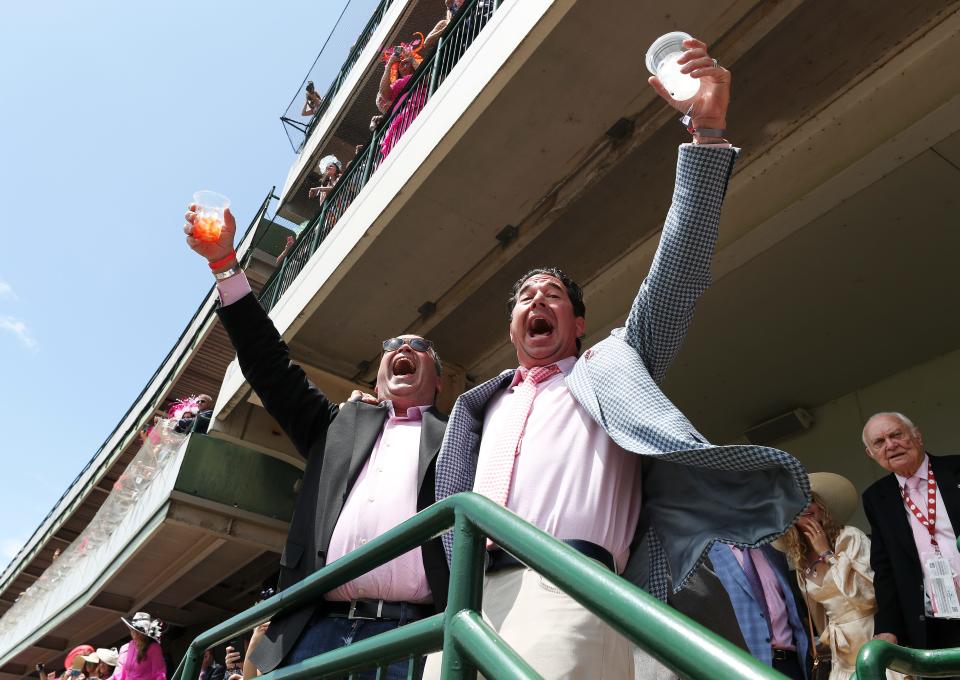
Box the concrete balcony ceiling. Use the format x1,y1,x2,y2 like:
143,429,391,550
0,435,300,680
237,0,960,451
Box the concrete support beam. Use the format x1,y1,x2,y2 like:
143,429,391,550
31,636,67,653
88,592,134,614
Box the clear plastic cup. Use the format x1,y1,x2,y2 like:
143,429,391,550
191,190,230,243
645,31,701,101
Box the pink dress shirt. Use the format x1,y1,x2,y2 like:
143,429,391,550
114,642,165,680
895,456,960,596
474,356,642,572
217,273,431,603
216,271,253,306
729,546,795,650
325,403,433,602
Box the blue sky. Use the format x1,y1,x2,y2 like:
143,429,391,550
0,1,378,568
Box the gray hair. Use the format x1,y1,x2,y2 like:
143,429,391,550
861,411,917,447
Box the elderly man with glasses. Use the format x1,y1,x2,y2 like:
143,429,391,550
184,208,448,680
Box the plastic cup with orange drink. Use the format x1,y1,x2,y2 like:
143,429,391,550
191,190,230,242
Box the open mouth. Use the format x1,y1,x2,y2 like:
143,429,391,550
527,315,554,337
392,355,417,376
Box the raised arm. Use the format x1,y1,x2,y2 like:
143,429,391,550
184,206,338,456
622,37,735,383
377,54,398,113
423,19,449,52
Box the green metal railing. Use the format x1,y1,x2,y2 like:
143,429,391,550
855,639,960,679
260,0,500,313
281,0,400,153
171,493,784,680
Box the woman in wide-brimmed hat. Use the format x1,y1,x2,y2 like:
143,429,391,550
780,473,904,680
64,645,95,679
81,648,120,680
113,613,165,680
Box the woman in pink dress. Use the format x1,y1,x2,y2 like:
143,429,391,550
113,613,165,680
376,23,449,159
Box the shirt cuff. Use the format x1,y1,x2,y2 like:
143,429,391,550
217,271,253,306
681,142,734,148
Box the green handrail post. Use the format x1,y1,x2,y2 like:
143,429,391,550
309,204,328,253
450,610,540,679
428,36,445,94
454,493,783,680
269,256,289,310
440,509,486,679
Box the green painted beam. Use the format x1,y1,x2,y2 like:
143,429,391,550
174,434,302,521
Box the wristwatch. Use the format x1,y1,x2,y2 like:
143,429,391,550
214,267,240,281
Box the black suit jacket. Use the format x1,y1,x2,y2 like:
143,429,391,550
862,453,960,647
217,293,449,672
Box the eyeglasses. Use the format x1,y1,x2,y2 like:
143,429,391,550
382,337,434,353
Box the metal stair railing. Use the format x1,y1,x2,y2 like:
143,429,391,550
170,492,789,680
852,533,960,679
855,640,960,679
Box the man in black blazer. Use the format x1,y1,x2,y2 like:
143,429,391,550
185,208,449,678
862,412,960,651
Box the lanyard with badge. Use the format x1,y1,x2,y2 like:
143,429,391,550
900,467,960,618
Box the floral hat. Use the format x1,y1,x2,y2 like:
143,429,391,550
381,33,425,83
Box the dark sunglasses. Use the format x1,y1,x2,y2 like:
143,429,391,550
382,337,434,353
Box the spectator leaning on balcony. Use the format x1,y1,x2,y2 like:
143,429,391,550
861,412,960,652
307,155,342,202
425,37,810,680
376,23,447,158
183,208,451,680
301,80,322,117
275,235,295,266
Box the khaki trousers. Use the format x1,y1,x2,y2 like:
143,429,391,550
423,566,638,679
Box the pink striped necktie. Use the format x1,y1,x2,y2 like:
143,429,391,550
474,364,561,509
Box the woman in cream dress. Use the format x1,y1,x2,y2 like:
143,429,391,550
780,473,905,680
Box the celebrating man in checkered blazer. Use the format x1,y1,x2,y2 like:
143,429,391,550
425,37,810,679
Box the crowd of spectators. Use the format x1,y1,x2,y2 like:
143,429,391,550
35,614,160,680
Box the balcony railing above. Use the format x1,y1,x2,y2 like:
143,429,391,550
280,0,400,153
263,0,500,312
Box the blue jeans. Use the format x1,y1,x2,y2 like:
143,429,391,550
284,610,423,680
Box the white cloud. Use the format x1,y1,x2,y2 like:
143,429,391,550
0,316,38,350
1,537,25,561
0,279,15,300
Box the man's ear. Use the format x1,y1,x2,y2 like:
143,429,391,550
575,316,585,339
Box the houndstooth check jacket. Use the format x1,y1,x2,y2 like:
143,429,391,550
435,144,811,600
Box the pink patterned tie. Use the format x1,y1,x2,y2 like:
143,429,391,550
474,364,561,509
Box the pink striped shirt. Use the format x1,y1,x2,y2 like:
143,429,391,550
474,356,642,572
